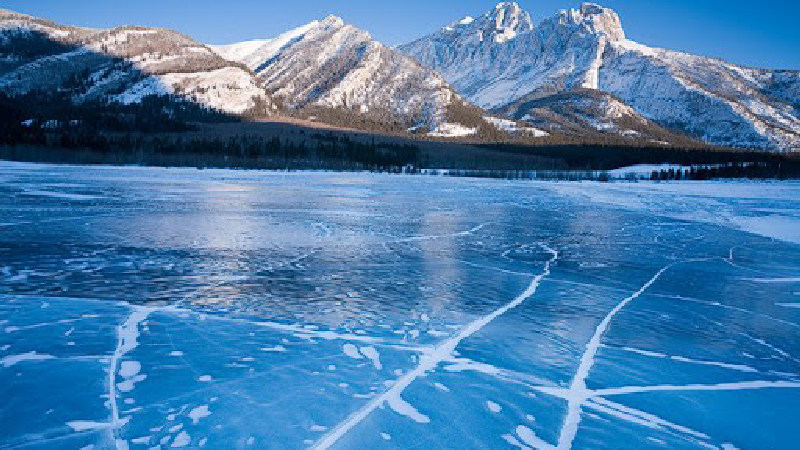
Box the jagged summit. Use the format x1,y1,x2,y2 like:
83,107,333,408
487,2,533,42
553,2,626,41
320,15,345,28
435,2,621,44
439,2,533,43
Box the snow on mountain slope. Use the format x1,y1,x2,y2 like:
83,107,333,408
399,2,800,151
396,3,537,109
210,21,320,72
211,16,485,135
0,10,276,115
601,40,800,150
498,89,693,144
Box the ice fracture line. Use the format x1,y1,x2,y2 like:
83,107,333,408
556,263,676,450
108,306,152,449
312,244,558,450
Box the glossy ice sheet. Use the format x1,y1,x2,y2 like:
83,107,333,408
1,162,799,449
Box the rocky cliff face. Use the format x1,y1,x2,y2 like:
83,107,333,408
399,2,800,151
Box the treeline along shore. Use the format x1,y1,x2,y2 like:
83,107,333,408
1,92,798,179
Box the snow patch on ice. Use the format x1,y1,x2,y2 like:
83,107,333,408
260,345,287,352
342,344,363,360
171,431,190,447
1,351,55,367
189,405,211,424
386,395,429,423
516,425,555,450
118,361,141,378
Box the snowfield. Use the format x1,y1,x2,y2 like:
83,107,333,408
1,162,798,449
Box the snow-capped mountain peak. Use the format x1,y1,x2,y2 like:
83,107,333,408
439,2,532,43
455,2,533,43
487,2,532,42
399,2,800,151
555,3,626,41
319,15,345,29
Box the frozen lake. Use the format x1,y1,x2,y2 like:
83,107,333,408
1,161,799,450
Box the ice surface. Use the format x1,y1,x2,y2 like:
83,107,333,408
0,161,799,449
548,181,800,244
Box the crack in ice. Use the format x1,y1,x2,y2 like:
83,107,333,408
311,244,558,450
605,345,761,374
585,397,712,443
107,305,152,449
593,380,800,397
651,293,800,330
527,258,800,450
169,307,412,347
389,223,490,244
740,277,800,283
556,262,676,450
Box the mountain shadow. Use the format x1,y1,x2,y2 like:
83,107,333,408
0,29,241,133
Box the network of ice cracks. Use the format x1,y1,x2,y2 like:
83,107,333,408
1,163,799,449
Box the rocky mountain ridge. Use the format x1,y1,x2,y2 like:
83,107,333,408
211,16,494,136
2,5,798,151
399,2,800,151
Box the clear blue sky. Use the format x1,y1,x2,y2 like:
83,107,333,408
3,0,798,69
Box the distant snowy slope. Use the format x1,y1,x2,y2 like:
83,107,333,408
399,2,800,151
498,89,695,144
0,10,276,115
210,21,320,72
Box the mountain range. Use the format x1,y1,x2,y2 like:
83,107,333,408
1,3,799,152
399,2,800,152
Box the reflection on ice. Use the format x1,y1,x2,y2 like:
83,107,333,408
1,162,799,449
